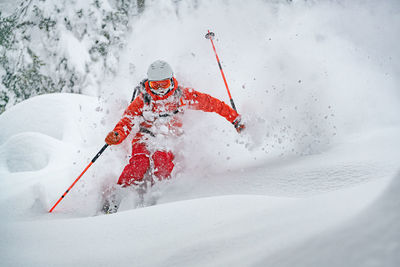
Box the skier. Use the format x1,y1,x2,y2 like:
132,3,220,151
102,60,244,213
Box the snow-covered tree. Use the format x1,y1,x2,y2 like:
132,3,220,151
0,0,142,113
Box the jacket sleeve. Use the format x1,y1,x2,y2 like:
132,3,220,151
112,95,144,144
182,88,239,123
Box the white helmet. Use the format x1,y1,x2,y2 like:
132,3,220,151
147,60,175,96
147,60,173,81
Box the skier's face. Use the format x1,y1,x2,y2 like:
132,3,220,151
149,79,173,96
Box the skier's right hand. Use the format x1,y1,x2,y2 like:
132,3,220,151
105,131,121,145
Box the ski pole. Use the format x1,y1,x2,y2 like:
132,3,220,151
49,143,109,213
205,30,237,112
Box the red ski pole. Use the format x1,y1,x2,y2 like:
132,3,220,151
205,30,237,112
49,144,109,213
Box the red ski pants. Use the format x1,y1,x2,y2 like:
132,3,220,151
117,143,175,187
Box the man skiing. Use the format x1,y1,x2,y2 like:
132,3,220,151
102,60,244,213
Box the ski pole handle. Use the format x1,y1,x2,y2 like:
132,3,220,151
49,144,109,213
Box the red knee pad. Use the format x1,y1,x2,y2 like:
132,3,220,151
152,151,175,180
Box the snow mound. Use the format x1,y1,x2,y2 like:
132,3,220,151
0,94,70,143
0,93,104,145
0,93,111,217
2,133,52,173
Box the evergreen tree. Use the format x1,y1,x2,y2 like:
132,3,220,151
0,0,143,113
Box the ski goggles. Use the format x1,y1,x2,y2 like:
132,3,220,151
149,79,172,90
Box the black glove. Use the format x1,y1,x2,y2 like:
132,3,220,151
232,117,245,133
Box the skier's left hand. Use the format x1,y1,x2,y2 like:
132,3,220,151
233,117,245,133
105,131,121,145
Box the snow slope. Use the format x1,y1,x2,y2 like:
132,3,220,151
1,0,400,266
257,172,400,267
0,178,393,267
0,93,398,266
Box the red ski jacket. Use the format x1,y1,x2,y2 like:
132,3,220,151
112,81,239,144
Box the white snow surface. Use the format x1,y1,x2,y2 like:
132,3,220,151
1,1,400,266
